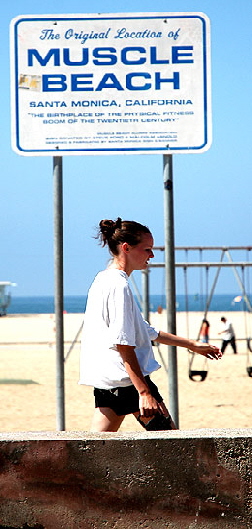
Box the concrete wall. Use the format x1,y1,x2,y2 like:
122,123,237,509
0,429,251,529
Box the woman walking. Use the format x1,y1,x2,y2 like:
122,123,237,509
79,218,222,432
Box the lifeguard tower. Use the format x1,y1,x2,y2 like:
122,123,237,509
0,282,15,315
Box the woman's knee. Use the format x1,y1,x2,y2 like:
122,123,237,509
91,407,125,432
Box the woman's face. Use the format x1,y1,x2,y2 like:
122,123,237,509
127,233,154,271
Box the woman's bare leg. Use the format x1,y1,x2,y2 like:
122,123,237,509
90,407,125,432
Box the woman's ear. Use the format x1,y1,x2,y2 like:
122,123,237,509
121,242,130,254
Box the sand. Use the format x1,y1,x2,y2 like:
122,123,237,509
0,311,251,433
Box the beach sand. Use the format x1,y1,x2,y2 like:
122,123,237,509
0,311,251,433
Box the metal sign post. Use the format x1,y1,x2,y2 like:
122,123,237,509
163,154,179,427
53,156,65,431
142,269,150,322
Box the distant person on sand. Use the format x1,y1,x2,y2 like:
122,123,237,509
218,316,237,354
199,319,210,343
79,218,222,432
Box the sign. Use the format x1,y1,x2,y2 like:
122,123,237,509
10,12,211,156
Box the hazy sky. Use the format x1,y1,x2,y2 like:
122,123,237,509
1,0,252,300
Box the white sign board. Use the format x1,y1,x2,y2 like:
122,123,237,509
10,12,211,156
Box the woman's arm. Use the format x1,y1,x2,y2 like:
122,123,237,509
156,331,222,359
117,344,162,417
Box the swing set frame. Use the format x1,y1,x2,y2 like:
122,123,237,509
139,246,252,380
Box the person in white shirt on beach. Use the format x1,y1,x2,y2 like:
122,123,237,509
79,218,222,432
218,316,237,354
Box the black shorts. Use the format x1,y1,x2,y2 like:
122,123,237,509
94,375,163,416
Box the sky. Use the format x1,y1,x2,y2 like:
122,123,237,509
1,0,252,301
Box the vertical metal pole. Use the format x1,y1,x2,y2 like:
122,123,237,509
142,269,150,322
53,156,65,431
163,154,179,427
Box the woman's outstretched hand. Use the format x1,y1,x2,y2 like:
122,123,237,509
190,342,222,360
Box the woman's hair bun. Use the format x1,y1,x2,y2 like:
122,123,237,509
98,218,122,246
100,218,120,235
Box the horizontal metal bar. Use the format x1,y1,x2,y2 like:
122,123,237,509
154,246,252,251
149,262,252,268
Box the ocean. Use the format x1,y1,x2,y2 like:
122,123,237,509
7,294,251,315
